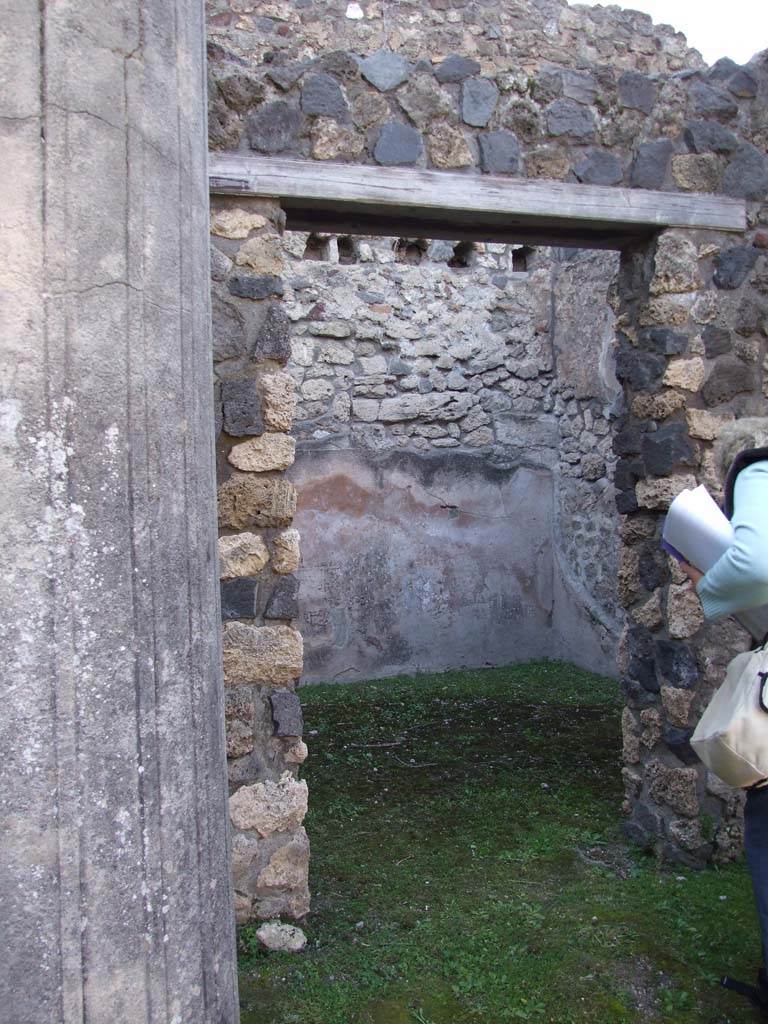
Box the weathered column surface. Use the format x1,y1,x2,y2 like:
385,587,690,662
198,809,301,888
0,2,238,1022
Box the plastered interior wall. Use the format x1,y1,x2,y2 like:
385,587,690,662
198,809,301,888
280,234,622,681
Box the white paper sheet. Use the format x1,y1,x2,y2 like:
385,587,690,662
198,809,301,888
662,485,734,571
663,484,768,642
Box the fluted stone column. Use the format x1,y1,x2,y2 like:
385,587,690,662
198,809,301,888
0,1,238,1021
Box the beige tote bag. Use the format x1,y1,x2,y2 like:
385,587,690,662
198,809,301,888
691,644,768,789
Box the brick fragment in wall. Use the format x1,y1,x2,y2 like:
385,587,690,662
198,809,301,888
221,380,264,437
219,532,270,579
311,117,365,160
663,357,705,392
630,391,686,420
634,590,662,631
270,691,304,737
221,577,259,621
218,476,297,530
672,154,722,193
261,372,296,431
222,623,303,686
228,433,296,473
647,760,700,817
640,707,662,748
228,274,284,300
650,233,701,295
661,686,694,727
667,583,705,639
621,707,640,764
265,575,300,620
256,828,311,894
427,123,473,169
235,235,285,276
226,690,255,759
273,528,301,574
635,473,697,511
229,772,308,836
211,208,268,239
283,739,309,765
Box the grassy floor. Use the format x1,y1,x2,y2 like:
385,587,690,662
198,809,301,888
238,662,759,1024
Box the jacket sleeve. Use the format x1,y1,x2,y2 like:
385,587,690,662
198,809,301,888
696,462,768,620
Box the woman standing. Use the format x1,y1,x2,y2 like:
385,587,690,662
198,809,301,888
681,417,768,1013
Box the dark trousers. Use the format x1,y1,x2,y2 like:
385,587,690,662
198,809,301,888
745,786,768,974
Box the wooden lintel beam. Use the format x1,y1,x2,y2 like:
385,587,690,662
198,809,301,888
208,154,746,241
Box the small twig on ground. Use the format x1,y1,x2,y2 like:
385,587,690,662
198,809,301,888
348,740,405,748
393,756,438,769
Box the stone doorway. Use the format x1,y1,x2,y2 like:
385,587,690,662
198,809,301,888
211,168,760,928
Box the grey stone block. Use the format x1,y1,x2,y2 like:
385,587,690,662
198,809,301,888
573,149,623,185
640,328,687,356
701,356,754,406
461,78,499,127
727,68,758,99
360,49,410,91
434,53,481,83
265,575,300,620
642,423,696,475
629,138,672,189
615,348,666,389
221,578,259,620
683,120,739,154
545,98,597,141
477,130,521,174
217,73,264,112
266,64,306,92
723,144,768,201
300,73,348,118
618,70,657,114
561,69,598,105
713,245,759,289
222,380,265,437
270,691,304,737
247,100,303,153
655,639,699,689
373,121,423,165
212,294,247,361
253,304,291,363
689,81,738,120
702,325,732,357
228,274,284,300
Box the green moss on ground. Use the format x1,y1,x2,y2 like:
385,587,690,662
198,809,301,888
238,662,758,1024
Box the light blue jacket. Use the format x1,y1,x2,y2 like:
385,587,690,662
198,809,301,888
696,461,768,620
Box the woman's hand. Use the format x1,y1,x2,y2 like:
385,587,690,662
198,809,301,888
680,560,704,586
